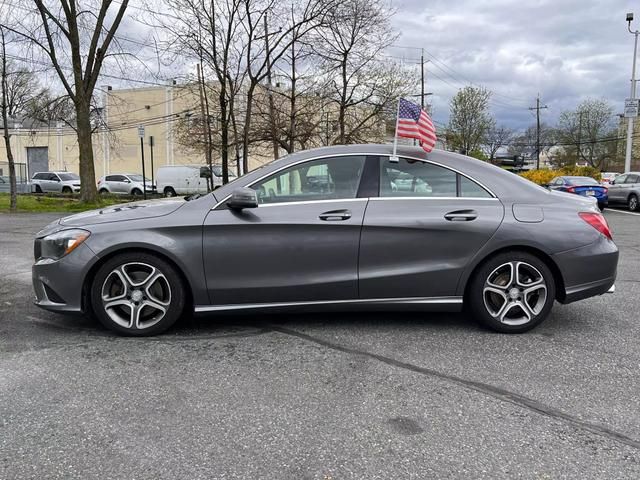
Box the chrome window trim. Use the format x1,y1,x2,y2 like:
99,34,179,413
370,196,499,202
212,151,498,209
194,296,463,312
258,198,367,208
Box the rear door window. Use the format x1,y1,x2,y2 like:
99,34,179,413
379,157,491,198
626,175,639,184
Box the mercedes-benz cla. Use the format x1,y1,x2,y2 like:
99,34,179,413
32,145,618,336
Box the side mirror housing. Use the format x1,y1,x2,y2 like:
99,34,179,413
227,187,258,210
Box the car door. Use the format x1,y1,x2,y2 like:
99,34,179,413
46,173,62,192
607,174,627,203
358,156,505,299
202,155,369,305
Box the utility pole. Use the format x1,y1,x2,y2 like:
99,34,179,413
577,110,584,164
149,135,155,193
421,48,425,109
529,94,548,169
626,13,639,172
138,125,147,200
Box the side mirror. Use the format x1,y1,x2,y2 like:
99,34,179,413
227,187,258,210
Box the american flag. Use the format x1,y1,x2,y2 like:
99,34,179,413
396,98,437,153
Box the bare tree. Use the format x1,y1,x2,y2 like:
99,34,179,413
315,0,404,145
484,125,513,162
3,0,129,202
447,86,493,155
557,98,616,169
0,27,44,211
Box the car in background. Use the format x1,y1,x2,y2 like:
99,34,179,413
0,175,34,193
156,164,235,197
31,172,81,194
32,144,617,336
547,176,608,210
97,174,156,196
601,172,619,185
607,172,640,211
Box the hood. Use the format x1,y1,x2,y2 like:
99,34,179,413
59,197,186,227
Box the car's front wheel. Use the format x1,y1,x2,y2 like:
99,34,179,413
90,252,186,336
467,251,556,333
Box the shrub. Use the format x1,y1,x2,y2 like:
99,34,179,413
519,166,602,185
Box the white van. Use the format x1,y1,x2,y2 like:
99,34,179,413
156,164,235,197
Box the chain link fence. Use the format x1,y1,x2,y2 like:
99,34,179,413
0,162,28,183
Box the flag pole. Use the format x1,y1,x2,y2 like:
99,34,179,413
390,98,400,163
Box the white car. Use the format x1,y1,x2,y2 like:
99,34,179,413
31,171,81,194
156,164,234,197
601,172,620,185
97,173,156,196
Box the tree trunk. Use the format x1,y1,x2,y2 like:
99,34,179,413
338,55,347,144
1,29,16,212
288,39,296,154
75,96,98,203
242,82,257,174
219,86,229,183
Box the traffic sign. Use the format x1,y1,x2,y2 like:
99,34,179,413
137,125,145,138
624,98,639,118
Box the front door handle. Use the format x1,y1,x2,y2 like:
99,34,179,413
444,209,477,222
319,209,352,221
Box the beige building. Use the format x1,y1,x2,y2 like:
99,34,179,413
0,84,268,181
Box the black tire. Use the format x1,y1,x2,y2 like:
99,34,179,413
467,251,556,333
99,188,109,195
34,184,42,193
628,194,639,212
164,187,176,197
90,252,186,336
62,186,72,194
131,188,142,196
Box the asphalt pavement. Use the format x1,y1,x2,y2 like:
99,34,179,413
1,210,640,479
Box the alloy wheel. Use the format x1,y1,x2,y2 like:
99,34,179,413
100,262,171,330
482,261,547,326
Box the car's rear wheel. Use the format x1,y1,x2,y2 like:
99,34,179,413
90,252,186,336
131,188,142,196
164,187,176,197
467,251,555,333
628,194,639,212
99,188,109,195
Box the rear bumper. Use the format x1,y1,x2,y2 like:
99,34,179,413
552,235,618,304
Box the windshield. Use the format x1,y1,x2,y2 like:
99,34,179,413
128,175,151,182
566,176,598,186
58,173,80,181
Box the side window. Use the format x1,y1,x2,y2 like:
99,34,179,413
251,156,366,204
614,174,627,184
380,158,456,197
105,175,116,182
48,173,59,181
459,175,492,198
33,173,44,180
626,174,638,184
553,178,564,185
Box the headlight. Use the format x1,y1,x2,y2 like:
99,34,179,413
39,229,90,260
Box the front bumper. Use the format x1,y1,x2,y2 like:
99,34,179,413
32,242,98,313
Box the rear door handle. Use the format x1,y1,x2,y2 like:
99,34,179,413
319,209,352,221
444,210,477,222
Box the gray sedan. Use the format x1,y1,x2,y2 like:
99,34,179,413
32,145,618,336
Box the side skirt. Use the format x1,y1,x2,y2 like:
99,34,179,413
194,296,463,314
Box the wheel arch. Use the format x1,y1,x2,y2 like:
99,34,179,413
82,246,194,315
461,245,566,303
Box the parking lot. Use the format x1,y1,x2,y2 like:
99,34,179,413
1,210,640,479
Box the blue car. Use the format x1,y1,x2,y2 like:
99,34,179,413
548,176,608,210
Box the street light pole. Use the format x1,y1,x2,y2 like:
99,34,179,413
625,13,639,173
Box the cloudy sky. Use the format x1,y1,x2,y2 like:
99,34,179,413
389,0,638,132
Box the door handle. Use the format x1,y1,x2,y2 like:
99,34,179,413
444,210,477,222
319,209,352,221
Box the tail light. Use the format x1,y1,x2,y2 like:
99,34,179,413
566,186,575,193
579,212,612,240
603,187,608,194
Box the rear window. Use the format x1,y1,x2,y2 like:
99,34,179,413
566,176,598,185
